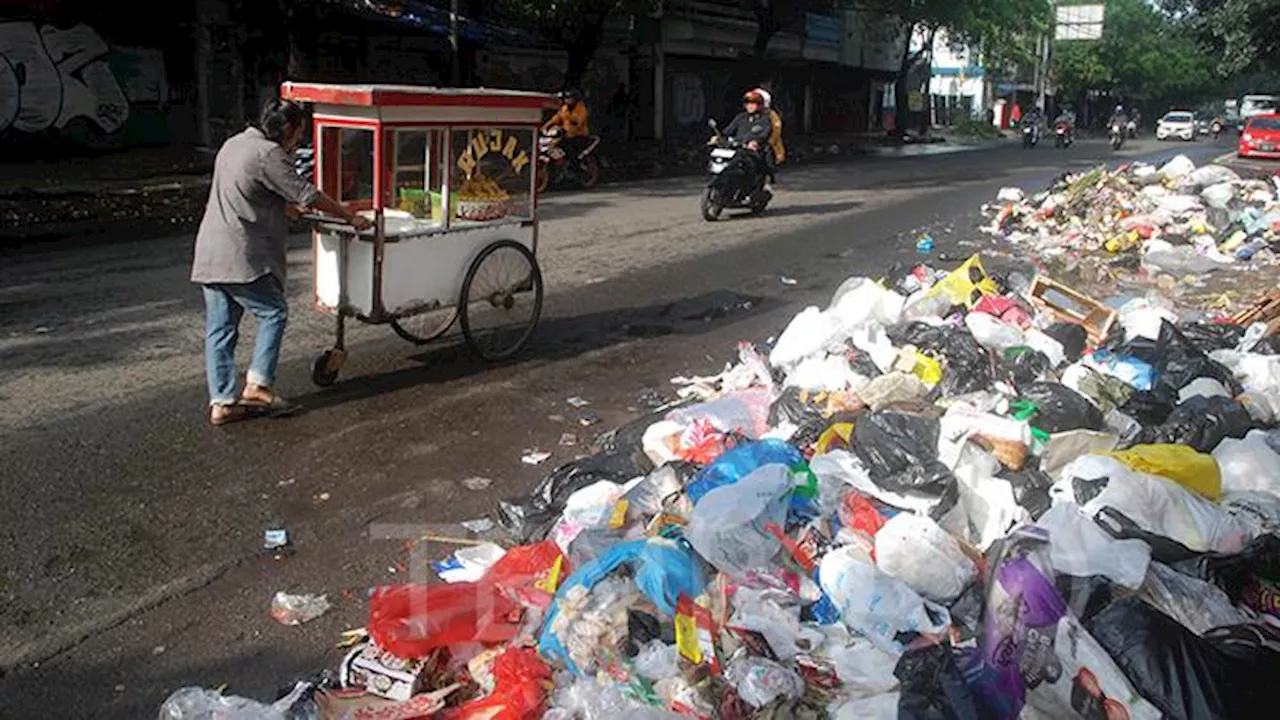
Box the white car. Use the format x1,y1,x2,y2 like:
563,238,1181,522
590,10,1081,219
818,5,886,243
1156,111,1196,141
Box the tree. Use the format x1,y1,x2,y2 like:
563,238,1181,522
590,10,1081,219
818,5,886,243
1053,0,1221,117
491,0,657,89
1160,0,1280,76
858,0,1051,134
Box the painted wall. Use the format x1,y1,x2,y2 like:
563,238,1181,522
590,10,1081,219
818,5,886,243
0,19,169,145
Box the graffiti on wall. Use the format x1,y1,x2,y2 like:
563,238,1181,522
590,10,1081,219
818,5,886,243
0,21,130,135
671,73,705,127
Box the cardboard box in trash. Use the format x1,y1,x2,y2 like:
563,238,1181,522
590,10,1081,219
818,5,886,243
342,642,432,702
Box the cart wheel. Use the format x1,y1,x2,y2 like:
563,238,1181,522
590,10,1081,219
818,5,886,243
391,307,458,345
460,240,543,361
311,348,345,387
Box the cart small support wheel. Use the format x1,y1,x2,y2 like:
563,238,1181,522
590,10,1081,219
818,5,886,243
460,240,543,361
312,348,346,386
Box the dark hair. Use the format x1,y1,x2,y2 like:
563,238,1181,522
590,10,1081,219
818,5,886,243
259,98,307,143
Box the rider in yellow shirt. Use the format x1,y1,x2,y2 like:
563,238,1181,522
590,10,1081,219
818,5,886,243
544,89,593,172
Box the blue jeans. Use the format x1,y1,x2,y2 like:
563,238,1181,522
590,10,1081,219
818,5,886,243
202,275,288,405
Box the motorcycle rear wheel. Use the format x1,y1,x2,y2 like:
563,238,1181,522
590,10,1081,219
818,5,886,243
536,160,552,194
701,188,723,222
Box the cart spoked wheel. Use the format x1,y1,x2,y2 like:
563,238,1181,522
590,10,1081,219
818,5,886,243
311,348,346,387
391,307,458,345
460,240,543,361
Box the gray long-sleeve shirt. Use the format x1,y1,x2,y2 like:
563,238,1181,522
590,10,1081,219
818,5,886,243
190,127,319,285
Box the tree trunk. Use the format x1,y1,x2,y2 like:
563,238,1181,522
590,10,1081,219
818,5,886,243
893,30,913,138
917,28,937,136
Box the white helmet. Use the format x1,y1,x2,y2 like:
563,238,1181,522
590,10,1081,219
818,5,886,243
754,88,773,108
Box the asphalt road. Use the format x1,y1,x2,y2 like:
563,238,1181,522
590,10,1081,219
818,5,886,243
0,135,1243,717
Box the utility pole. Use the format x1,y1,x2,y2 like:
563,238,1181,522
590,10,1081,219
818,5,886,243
1037,1,1057,113
449,0,461,86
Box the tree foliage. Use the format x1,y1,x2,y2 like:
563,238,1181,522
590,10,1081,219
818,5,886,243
490,0,657,88
1160,0,1280,75
1053,0,1219,110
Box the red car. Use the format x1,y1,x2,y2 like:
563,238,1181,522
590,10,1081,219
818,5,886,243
1238,113,1280,159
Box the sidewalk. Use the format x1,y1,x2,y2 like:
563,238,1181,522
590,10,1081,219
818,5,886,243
0,130,1005,247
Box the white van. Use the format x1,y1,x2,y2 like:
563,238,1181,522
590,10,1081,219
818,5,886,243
1238,95,1277,131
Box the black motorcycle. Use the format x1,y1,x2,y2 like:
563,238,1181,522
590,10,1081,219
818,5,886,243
1053,121,1074,149
701,119,770,222
1021,120,1041,149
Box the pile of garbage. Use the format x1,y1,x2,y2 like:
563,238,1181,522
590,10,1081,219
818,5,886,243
164,248,1280,719
985,155,1280,277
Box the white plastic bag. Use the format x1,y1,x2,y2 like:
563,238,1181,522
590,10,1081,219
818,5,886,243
786,353,869,392
562,481,626,529
873,513,976,603
1035,504,1150,589
829,277,904,329
1051,455,1253,553
728,586,825,660
1159,155,1196,179
1213,430,1280,496
1202,182,1236,209
965,312,1025,351
830,693,900,719
632,641,681,681
1190,164,1239,187
687,464,791,575
819,545,950,655
820,627,900,698
770,306,840,369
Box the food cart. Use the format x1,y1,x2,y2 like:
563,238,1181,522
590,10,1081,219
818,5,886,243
278,82,555,386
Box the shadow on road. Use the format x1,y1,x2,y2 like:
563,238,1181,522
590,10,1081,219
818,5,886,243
293,288,781,414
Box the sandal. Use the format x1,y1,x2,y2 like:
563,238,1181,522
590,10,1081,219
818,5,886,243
240,385,300,418
210,403,265,426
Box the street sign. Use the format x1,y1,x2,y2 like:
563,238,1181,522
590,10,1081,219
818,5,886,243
1055,5,1104,41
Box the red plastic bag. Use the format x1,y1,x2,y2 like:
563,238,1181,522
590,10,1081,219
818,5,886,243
369,542,568,660
368,582,522,659
838,489,886,540
445,647,552,720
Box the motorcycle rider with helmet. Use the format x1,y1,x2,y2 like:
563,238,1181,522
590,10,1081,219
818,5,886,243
709,89,774,203
543,89,592,173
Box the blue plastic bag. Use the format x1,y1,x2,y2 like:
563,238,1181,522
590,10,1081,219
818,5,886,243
687,439,818,520
538,538,706,675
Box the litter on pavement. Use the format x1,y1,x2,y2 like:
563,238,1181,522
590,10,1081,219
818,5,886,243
161,156,1280,719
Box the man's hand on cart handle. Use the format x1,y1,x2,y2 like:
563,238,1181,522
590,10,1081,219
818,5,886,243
309,192,374,232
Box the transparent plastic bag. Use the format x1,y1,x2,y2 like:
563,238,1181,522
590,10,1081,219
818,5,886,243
725,655,805,708
687,464,792,575
1213,430,1280,496
1138,562,1251,635
818,545,950,655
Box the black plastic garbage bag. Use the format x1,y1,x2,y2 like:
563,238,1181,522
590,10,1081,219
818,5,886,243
1122,320,1244,396
1094,506,1202,564
1085,597,1280,720
1177,321,1245,353
1178,534,1280,613
1017,382,1105,434
1044,322,1088,363
897,644,981,720
495,454,637,542
768,388,832,447
999,347,1052,389
1054,574,1118,624
946,582,985,643
593,411,667,475
1119,387,1176,427
998,463,1055,519
892,323,994,397
853,408,955,495
1125,395,1255,453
